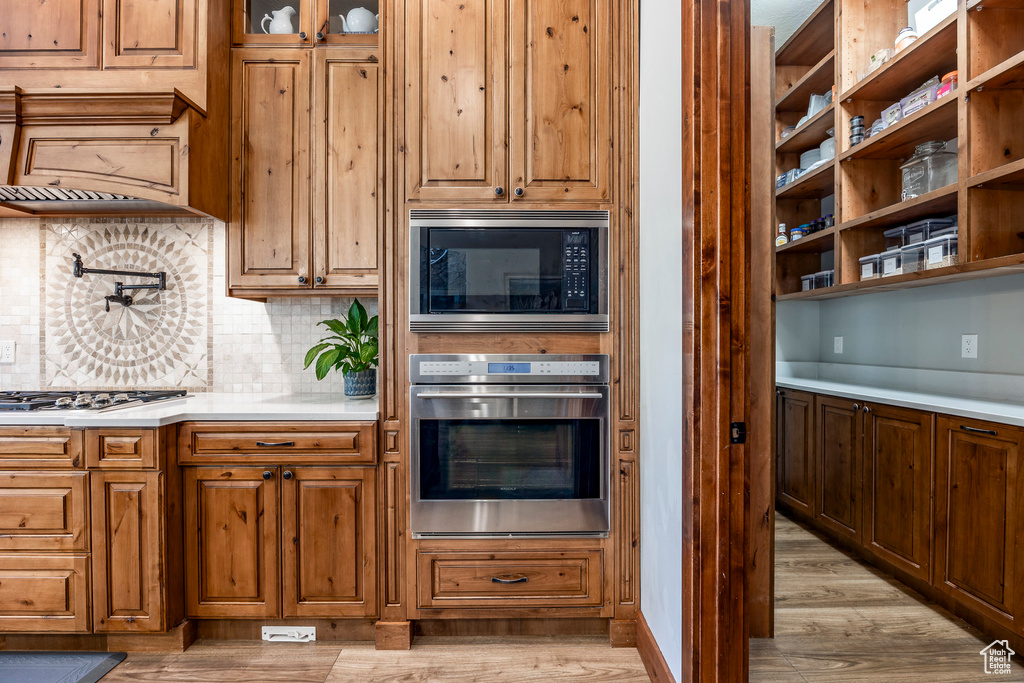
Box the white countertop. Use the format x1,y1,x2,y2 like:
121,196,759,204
777,377,1024,428
0,393,379,428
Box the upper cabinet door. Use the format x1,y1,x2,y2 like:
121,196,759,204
232,0,314,46
0,0,101,68
509,0,612,203
404,0,508,202
102,0,197,69
229,49,312,292
312,52,382,290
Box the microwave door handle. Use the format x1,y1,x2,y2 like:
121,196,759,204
419,392,605,399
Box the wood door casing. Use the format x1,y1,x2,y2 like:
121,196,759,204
229,49,312,290
102,0,198,69
185,467,279,618
0,0,101,69
776,389,815,517
816,395,862,542
0,471,89,551
404,0,508,202
935,416,1024,627
313,52,382,289
509,0,612,202
91,471,164,632
862,403,934,582
281,467,376,617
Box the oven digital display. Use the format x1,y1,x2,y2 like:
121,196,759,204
488,362,531,374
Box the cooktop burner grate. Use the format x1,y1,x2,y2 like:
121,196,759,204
0,390,189,412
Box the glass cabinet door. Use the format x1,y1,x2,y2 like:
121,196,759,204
315,0,380,45
233,0,314,45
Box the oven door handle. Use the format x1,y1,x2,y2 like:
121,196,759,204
418,392,605,400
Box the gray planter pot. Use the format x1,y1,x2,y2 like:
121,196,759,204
343,368,377,398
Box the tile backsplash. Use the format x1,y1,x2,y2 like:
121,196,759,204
0,217,377,393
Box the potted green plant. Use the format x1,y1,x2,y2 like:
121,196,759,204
303,299,379,398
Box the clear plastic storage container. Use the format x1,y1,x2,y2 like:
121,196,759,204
814,270,834,288
900,141,957,200
901,242,927,273
881,248,902,277
905,217,955,244
928,225,958,241
859,254,882,280
883,226,908,250
801,274,816,291
924,234,958,269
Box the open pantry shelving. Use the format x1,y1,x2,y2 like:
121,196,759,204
770,0,1024,301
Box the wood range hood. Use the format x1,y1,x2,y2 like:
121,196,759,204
0,87,227,220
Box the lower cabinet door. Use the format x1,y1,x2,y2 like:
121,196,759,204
91,471,164,632
862,404,933,582
185,467,280,618
776,389,815,517
935,417,1024,628
0,554,90,632
281,467,376,617
816,396,862,542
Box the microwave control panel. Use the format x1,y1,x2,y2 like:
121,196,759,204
411,354,610,383
562,230,590,310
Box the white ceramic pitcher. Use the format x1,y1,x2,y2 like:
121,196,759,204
261,6,297,34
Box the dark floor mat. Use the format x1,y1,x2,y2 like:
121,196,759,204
0,651,126,683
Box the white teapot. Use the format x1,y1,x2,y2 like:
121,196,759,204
261,6,297,34
339,7,378,33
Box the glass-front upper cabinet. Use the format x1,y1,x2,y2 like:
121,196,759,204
233,0,380,46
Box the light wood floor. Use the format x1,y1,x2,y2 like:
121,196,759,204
101,635,650,682
751,512,1024,682
100,513,1024,682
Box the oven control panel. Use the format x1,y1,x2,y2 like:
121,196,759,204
412,354,609,383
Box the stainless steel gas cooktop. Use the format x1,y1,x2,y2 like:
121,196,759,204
0,390,188,412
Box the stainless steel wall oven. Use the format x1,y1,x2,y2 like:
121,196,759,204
409,354,610,537
409,210,609,333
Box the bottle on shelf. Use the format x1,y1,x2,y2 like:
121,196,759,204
776,223,789,246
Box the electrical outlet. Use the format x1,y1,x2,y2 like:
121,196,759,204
834,336,844,354
0,341,14,364
962,334,978,359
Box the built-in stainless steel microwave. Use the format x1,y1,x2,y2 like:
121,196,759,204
409,210,609,333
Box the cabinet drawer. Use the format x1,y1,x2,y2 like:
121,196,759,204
0,472,90,551
0,554,91,633
0,428,84,469
86,429,158,469
179,422,376,465
416,550,604,609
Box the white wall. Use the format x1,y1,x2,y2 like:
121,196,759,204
639,0,683,678
751,0,825,45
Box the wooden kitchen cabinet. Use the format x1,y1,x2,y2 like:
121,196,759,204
0,0,101,69
815,395,862,544
231,0,381,48
101,0,198,69
229,49,312,291
0,554,91,633
862,403,933,583
281,467,376,617
185,466,280,618
91,471,165,632
403,0,612,203
776,389,815,518
184,461,376,619
935,416,1024,630
0,471,90,551
228,48,382,296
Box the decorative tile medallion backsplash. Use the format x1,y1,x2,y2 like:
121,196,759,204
42,218,213,389
0,216,376,393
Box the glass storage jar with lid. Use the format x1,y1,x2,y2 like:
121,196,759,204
900,141,957,200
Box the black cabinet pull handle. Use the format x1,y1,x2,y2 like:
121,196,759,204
514,187,525,197
863,405,871,414
256,441,294,447
776,389,783,396
960,425,998,437
262,470,273,480
494,186,504,196
491,575,528,584
315,276,324,284
852,403,861,410
283,470,294,480
298,276,307,284
316,20,329,40
299,31,308,40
